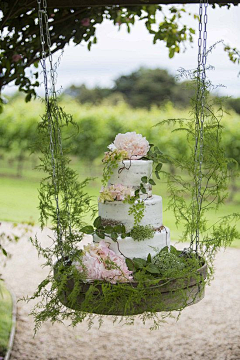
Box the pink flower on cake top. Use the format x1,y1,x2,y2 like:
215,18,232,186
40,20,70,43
108,132,150,160
75,241,133,284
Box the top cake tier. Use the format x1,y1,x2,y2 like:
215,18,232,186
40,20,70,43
108,160,153,187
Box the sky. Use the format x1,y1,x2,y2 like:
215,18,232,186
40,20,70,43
4,4,240,98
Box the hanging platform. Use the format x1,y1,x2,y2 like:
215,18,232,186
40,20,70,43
55,259,207,315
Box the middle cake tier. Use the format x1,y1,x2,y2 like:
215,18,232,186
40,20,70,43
98,195,162,232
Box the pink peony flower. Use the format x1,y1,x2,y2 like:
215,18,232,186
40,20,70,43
12,54,22,62
75,241,133,284
81,18,90,26
112,132,150,160
99,184,135,203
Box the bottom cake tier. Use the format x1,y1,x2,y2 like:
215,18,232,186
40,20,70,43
93,227,170,259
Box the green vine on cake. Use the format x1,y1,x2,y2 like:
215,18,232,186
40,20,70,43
81,216,127,241
127,198,145,226
142,145,164,180
102,149,128,186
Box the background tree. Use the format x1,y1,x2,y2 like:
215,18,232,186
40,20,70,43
1,1,239,111
112,67,196,108
64,67,196,108
64,84,111,105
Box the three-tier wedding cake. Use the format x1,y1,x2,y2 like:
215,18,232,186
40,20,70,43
93,132,170,259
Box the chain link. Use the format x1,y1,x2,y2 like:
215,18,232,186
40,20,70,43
191,0,208,252
37,0,73,250
40,0,73,237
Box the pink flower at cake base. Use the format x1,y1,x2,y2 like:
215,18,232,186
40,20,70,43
75,241,133,284
110,132,150,160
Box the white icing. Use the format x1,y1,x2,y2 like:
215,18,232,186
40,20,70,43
99,195,163,232
93,227,170,259
108,160,153,187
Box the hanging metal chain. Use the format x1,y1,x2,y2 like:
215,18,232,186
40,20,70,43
191,0,208,252
37,0,74,252
41,0,57,99
37,0,63,248
39,0,73,238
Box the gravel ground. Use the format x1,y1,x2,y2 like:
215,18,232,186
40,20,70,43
1,222,240,360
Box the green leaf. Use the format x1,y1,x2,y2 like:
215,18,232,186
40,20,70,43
111,232,118,241
121,224,126,233
159,245,178,255
141,176,148,183
156,163,163,172
160,246,169,254
135,189,140,197
105,225,113,234
25,93,31,102
2,248,8,257
155,170,160,180
133,258,147,269
149,178,156,186
96,230,105,239
140,184,147,194
169,245,179,255
147,253,152,263
114,224,125,233
80,225,94,234
93,216,102,228
87,41,92,51
145,263,160,274
169,47,175,59
154,146,162,154
126,258,134,271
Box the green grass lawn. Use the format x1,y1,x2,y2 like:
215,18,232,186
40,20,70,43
0,281,12,357
0,155,239,247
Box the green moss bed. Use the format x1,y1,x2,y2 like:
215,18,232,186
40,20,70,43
0,281,13,358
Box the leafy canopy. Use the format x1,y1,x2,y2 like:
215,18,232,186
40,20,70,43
1,1,238,111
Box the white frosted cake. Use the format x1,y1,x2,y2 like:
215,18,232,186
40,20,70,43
93,137,170,259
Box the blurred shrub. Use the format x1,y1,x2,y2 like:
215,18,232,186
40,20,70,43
0,97,240,169
224,97,240,115
64,68,196,109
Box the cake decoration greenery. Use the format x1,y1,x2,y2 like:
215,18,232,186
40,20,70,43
124,245,203,282
130,225,155,242
102,149,128,186
142,144,164,180
80,216,127,241
153,252,185,277
127,198,145,227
